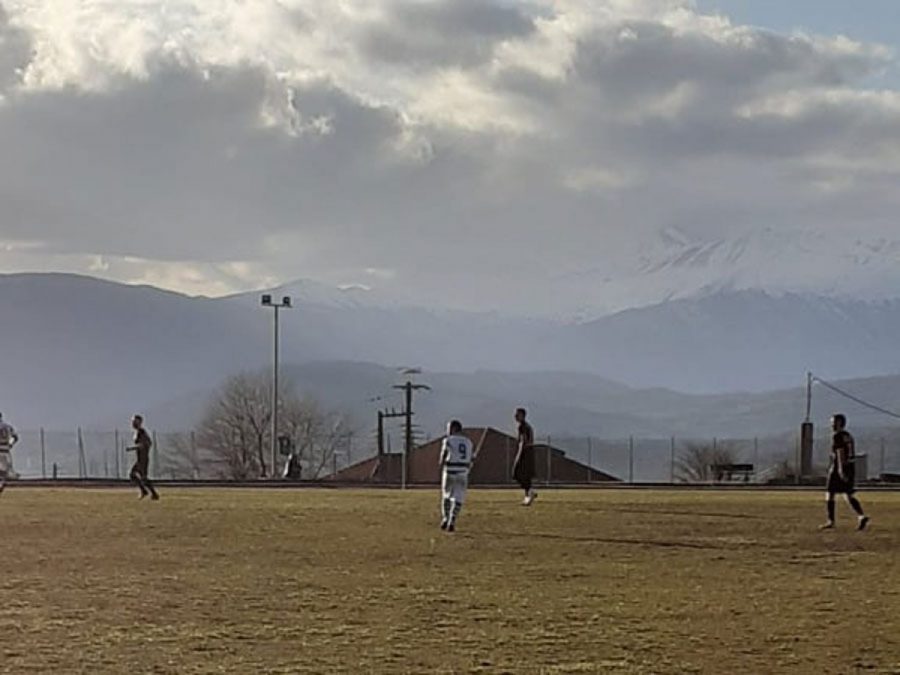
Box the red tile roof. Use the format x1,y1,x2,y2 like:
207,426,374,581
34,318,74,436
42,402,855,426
328,427,619,484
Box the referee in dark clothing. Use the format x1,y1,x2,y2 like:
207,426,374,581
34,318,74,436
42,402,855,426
513,408,537,506
821,414,867,531
128,414,159,501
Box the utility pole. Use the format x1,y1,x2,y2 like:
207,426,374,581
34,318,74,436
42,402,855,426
77,428,87,479
377,406,406,487
40,428,47,479
385,368,431,488
377,410,384,456
805,371,813,423
393,379,431,487
261,294,292,478
800,371,814,480
377,407,406,457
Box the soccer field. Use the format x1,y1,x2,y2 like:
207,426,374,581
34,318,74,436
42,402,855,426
3,488,899,674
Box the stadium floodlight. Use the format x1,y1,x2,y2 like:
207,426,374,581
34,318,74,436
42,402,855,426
261,293,292,478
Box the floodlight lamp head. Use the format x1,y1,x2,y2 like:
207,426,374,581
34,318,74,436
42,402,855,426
282,296,292,307
261,294,273,306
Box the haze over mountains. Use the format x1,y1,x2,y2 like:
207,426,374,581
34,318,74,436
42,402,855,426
4,272,900,437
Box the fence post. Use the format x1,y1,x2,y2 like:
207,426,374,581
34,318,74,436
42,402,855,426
546,435,552,486
628,436,634,484
190,431,197,479
77,428,86,478
114,429,120,479
152,431,159,478
40,428,46,479
753,437,759,479
587,436,592,483
670,436,675,483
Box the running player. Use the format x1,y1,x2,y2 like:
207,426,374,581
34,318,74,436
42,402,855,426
821,413,869,531
0,412,19,495
513,408,537,506
439,420,473,533
126,414,159,501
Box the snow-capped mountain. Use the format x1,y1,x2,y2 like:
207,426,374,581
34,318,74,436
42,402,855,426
561,226,900,320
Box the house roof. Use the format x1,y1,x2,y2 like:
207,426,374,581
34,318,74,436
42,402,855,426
328,427,619,484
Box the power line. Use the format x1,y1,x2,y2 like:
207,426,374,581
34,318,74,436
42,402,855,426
811,375,900,421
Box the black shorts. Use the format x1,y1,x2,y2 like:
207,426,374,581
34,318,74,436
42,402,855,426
826,464,856,495
131,450,150,478
513,447,535,482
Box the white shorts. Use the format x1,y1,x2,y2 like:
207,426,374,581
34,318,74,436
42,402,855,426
442,471,468,504
0,451,11,476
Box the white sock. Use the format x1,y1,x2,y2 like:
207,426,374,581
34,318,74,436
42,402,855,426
450,501,462,525
442,498,452,521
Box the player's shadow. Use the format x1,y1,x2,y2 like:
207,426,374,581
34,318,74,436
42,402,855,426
479,530,737,551
604,507,765,521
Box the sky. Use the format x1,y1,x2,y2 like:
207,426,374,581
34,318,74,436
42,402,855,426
0,0,899,316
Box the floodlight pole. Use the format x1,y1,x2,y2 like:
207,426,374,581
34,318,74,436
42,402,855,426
805,371,813,423
262,294,292,478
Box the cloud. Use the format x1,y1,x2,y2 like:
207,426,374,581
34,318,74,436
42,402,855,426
358,0,538,70
0,0,897,313
0,4,29,94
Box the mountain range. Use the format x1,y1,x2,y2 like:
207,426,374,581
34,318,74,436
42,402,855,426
4,272,900,439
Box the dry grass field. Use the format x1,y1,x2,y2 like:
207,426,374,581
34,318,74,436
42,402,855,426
2,487,900,674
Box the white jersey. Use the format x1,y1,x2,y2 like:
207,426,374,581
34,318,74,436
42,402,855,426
0,422,16,452
442,434,474,475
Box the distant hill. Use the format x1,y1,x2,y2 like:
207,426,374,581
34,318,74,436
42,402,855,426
142,362,900,442
575,290,900,391
4,273,900,431
0,273,560,428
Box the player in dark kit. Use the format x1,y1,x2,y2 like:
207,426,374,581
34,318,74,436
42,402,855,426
821,414,868,531
513,408,537,506
127,414,159,501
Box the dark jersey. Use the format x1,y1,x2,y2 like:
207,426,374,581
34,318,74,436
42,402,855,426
134,428,152,457
514,420,536,487
831,430,855,467
518,421,534,451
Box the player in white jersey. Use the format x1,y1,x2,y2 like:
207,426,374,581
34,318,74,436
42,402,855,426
439,420,474,533
0,412,20,495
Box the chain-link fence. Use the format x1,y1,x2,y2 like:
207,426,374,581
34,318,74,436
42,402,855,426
550,436,781,483
7,428,900,483
6,429,369,481
552,431,900,483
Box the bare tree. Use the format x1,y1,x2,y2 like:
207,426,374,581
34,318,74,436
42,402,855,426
675,441,738,483
282,397,354,479
191,372,278,478
180,372,355,480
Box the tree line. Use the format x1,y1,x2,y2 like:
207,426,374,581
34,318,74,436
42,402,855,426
162,372,356,480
